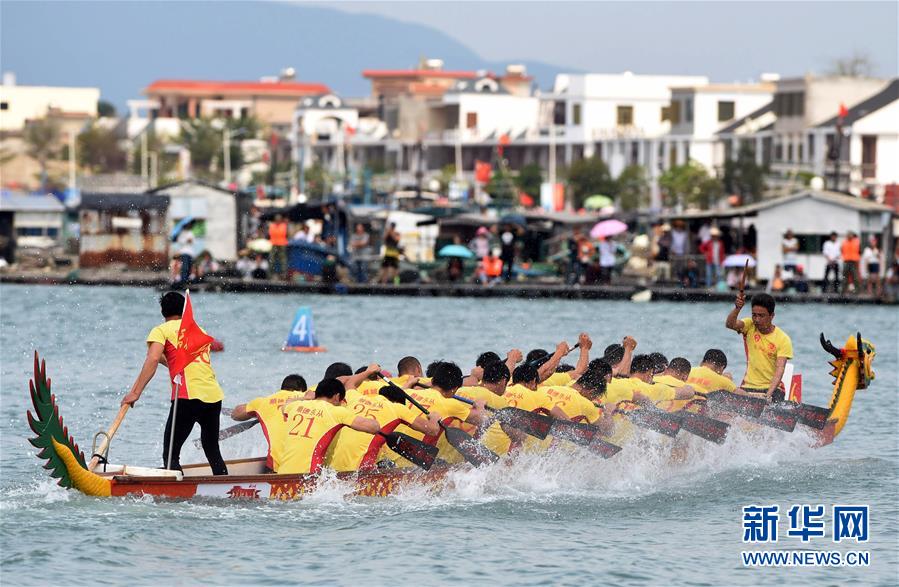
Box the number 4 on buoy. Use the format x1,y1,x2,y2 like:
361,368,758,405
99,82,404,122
282,307,327,353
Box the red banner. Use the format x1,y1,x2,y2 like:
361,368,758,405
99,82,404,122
169,291,214,377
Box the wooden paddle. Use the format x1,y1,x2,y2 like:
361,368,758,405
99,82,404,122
198,418,259,448
379,376,499,467
614,401,682,437
452,395,552,440
672,410,729,444
547,419,622,458
739,259,749,295
88,404,130,471
377,431,438,471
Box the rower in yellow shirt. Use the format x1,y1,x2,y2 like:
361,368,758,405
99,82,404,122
687,349,737,394
604,354,695,411
725,292,794,402
327,384,440,472
387,362,485,467
355,356,422,396
482,363,561,455
456,360,512,437
277,379,381,475
231,374,307,471
652,357,700,411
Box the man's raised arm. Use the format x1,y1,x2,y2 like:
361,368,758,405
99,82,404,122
725,292,745,333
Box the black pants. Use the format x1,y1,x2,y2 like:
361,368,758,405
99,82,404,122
822,262,840,293
162,399,228,475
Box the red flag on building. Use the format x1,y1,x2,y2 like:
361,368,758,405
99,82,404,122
168,291,214,378
838,102,849,119
475,160,492,183
497,133,511,157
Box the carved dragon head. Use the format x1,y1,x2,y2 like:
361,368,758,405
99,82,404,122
820,332,876,389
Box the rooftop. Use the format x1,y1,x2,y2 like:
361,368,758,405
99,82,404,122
145,79,330,97
664,189,893,219
362,69,478,80
816,78,899,128
0,192,65,213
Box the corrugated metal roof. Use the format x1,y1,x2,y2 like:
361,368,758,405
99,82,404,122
0,192,65,213
80,193,169,211
663,190,893,219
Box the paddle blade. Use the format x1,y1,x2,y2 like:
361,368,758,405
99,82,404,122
588,437,622,459
704,391,766,418
625,407,681,437
550,419,598,445
443,425,499,467
382,432,438,471
774,401,830,430
677,411,729,445
496,407,552,439
755,406,798,432
214,419,259,444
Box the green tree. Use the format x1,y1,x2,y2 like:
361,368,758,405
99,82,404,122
485,167,517,205
78,123,126,172
722,143,767,204
24,118,61,191
178,116,262,181
514,163,542,203
567,155,615,208
659,160,724,210
437,164,456,195
615,164,650,211
97,100,117,117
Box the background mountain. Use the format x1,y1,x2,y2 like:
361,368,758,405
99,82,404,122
0,1,574,109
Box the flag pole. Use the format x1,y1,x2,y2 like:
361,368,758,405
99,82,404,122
165,290,189,470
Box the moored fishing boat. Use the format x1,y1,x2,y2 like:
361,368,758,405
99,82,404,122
27,332,875,501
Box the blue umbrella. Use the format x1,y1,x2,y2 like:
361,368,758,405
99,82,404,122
170,216,195,241
438,244,475,259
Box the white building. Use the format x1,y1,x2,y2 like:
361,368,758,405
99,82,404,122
148,179,251,262
0,74,99,131
0,191,65,256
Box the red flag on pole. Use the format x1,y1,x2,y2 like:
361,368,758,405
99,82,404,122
168,291,214,378
838,102,848,119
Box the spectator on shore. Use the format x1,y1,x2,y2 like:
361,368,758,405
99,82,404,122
268,214,289,280
745,224,757,254
654,223,672,281
470,226,491,259
447,257,464,283
349,223,371,284
482,248,503,285
840,231,861,295
782,229,799,273
700,227,725,288
566,229,580,285
248,206,262,238
169,254,182,284
235,249,254,280
793,265,810,293
698,222,712,246
767,264,785,293
670,220,688,282
251,254,269,280
822,231,841,293
175,223,196,284
379,223,402,284
293,222,314,243
886,244,899,301
576,231,595,285
862,236,882,297
500,226,516,282
193,251,218,281
598,236,615,284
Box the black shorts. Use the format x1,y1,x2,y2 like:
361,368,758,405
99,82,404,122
381,257,399,269
867,263,880,276
742,388,785,403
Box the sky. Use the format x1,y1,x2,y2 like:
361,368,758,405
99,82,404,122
0,0,896,106
324,0,898,80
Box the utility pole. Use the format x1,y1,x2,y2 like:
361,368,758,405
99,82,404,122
223,127,231,186
549,124,557,186
68,131,76,190
141,130,149,183
149,151,158,188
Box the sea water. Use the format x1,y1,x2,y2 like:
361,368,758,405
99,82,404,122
1,284,896,586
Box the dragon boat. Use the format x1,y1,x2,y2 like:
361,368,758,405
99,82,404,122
27,333,875,501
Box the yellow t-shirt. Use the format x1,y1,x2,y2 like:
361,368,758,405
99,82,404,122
482,384,554,456
245,390,306,470
327,395,420,472
355,375,411,396
542,371,573,387
278,400,357,474
538,385,601,424
456,386,508,410
739,318,793,389
653,374,686,389
389,388,470,467
146,320,224,403
687,366,737,394
605,377,676,406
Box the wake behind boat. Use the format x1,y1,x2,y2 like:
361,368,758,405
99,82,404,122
27,332,876,501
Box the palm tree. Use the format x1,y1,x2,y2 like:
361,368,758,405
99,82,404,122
24,118,61,191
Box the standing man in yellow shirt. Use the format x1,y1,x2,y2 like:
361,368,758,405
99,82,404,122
121,291,227,475
726,292,793,402
687,349,737,394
